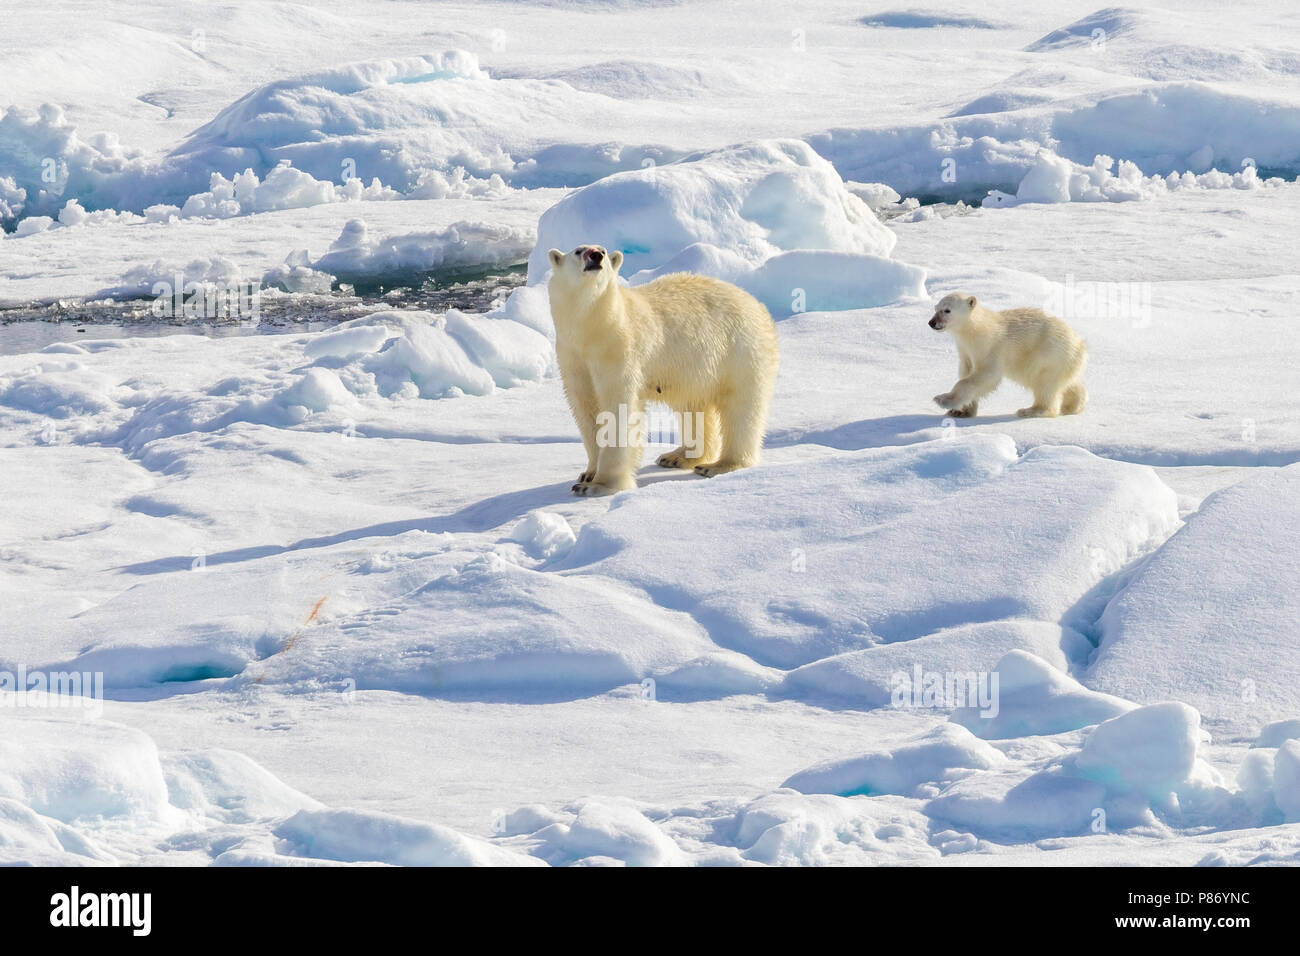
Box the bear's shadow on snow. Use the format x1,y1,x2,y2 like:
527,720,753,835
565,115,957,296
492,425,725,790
112,479,604,575
767,413,1019,451
113,451,724,577
112,413,1024,577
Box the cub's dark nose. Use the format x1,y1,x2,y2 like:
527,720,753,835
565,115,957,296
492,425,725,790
583,247,605,270
929,315,944,330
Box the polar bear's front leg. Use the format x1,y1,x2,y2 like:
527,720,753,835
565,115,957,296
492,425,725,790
935,362,1001,412
575,402,599,484
560,360,601,483
945,355,979,417
573,383,643,496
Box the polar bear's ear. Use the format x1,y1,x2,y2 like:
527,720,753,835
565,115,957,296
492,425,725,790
608,250,624,273
548,248,564,268
967,295,977,309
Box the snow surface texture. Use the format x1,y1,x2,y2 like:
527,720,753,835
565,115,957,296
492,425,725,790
3,1,1300,866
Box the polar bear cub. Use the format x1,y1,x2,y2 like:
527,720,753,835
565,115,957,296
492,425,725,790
928,292,1087,418
547,244,780,496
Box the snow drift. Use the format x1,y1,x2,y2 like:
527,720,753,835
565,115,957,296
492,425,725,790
525,139,925,315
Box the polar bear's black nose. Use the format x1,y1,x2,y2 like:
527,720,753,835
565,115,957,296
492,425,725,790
929,316,943,330
583,247,604,270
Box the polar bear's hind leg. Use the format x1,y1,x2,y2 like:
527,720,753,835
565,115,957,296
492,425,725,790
657,406,720,468
1017,365,1068,418
693,378,772,479
1060,381,1087,415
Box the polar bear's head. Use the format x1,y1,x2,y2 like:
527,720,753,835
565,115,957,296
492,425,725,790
929,292,978,331
547,245,625,299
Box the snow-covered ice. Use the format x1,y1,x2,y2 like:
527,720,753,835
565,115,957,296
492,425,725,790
1089,467,1300,735
2,0,1300,867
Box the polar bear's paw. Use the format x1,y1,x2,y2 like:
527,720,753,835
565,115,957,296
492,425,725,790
1016,405,1056,418
933,392,961,410
946,402,978,418
693,462,742,478
577,469,595,483
572,480,624,497
656,447,695,469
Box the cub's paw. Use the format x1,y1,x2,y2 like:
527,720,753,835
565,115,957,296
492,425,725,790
577,469,595,483
946,403,978,419
1016,406,1054,419
933,392,960,410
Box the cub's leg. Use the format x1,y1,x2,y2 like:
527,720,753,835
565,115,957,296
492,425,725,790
935,362,1002,413
1060,381,1088,415
946,355,979,418
1017,368,1066,418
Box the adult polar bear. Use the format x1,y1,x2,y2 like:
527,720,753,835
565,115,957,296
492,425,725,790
547,244,780,496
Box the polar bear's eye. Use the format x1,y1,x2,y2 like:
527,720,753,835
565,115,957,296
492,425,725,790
943,308,951,314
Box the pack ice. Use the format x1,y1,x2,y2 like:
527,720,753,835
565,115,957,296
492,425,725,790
2,0,1300,866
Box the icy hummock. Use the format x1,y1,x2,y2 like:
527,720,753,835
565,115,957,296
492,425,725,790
525,139,925,315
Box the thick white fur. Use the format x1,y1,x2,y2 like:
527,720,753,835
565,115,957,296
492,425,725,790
929,292,1088,419
547,245,780,496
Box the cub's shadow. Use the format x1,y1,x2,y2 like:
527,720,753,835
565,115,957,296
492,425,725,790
767,413,1018,452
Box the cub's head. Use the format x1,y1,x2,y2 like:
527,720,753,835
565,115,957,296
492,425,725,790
547,245,624,298
929,292,977,331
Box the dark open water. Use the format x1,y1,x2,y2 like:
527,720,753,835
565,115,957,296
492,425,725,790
0,265,528,356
